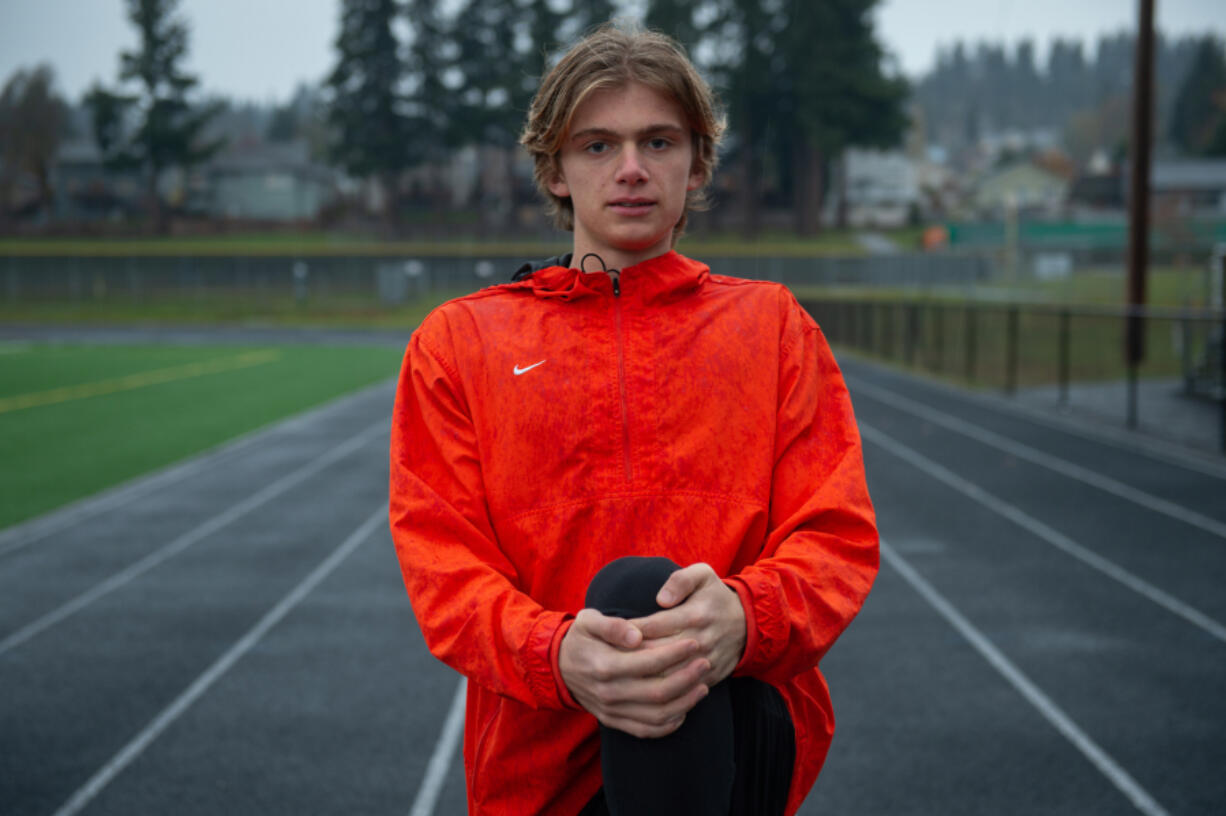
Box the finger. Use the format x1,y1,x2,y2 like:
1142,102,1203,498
600,712,686,739
600,681,709,736
574,608,642,649
599,637,701,681
656,563,709,608
632,606,692,641
595,654,709,709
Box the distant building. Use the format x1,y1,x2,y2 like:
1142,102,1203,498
51,140,144,221
200,141,337,222
973,161,1069,217
1149,159,1226,217
1068,158,1226,220
913,157,964,219
47,138,339,225
1067,172,1125,215
841,148,919,228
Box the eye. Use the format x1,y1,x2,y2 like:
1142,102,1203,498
585,141,610,155
647,137,672,150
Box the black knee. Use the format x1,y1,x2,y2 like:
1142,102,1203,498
585,556,680,619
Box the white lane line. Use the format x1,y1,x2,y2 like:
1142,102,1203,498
848,375,1226,541
0,421,387,657
50,504,387,816
881,540,1171,816
0,377,395,559
408,677,467,816
860,423,1226,644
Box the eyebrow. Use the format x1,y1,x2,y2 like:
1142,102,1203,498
568,123,687,143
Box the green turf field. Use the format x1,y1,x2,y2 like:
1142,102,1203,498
0,342,405,530
0,291,458,329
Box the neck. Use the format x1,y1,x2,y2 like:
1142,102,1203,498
570,242,673,272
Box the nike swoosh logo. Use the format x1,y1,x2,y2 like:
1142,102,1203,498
513,360,547,376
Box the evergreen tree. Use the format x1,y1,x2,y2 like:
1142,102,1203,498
326,0,411,219
403,0,455,154
1047,39,1090,124
447,0,549,226
1012,40,1040,127
85,0,221,233
711,0,906,235
568,0,617,34
914,32,1212,161
451,0,514,145
792,0,908,232
1169,36,1226,156
644,0,704,48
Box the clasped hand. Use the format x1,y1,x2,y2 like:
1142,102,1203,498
558,563,746,739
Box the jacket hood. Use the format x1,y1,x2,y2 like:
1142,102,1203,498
525,250,709,303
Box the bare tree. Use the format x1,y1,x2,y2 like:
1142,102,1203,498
0,64,68,223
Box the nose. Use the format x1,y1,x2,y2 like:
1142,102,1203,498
615,145,648,185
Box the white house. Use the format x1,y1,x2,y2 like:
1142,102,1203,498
841,148,919,228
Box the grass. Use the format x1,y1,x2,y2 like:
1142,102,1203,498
0,234,565,258
806,297,1217,392
0,228,871,258
792,264,1220,310
1003,263,1219,309
0,342,405,530
678,229,868,256
0,290,460,329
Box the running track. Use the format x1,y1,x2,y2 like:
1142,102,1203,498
2,351,1223,815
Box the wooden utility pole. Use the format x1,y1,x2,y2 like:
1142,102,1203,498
1125,0,1155,428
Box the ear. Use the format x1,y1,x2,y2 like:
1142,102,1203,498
547,169,570,199
686,166,704,192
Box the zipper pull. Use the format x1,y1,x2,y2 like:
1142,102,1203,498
610,269,621,297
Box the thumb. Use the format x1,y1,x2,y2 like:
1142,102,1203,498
656,564,706,608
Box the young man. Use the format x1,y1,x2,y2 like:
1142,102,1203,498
389,23,878,816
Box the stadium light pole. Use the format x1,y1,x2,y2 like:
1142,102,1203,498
1125,0,1155,429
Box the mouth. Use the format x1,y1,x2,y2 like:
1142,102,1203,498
609,199,656,213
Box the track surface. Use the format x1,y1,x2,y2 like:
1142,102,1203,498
2,354,1223,815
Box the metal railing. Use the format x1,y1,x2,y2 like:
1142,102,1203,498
801,296,1226,455
0,252,993,304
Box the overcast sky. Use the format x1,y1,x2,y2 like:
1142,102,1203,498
1,0,1223,104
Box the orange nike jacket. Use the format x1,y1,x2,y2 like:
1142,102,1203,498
388,251,879,815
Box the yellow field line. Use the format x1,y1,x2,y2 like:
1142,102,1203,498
0,350,282,414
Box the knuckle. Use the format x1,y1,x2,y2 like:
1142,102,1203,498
647,708,676,727
647,685,670,705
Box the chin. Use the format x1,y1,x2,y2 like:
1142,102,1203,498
611,230,671,251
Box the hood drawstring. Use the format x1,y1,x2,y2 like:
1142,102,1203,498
580,253,621,297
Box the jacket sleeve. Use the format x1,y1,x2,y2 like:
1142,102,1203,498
725,289,879,685
388,313,572,710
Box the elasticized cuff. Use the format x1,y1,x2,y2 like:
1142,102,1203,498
549,616,582,710
724,577,758,676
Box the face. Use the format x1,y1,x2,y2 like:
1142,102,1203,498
548,81,703,271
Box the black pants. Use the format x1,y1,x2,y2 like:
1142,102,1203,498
577,557,795,816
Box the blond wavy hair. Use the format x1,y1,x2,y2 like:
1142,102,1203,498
520,22,726,240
